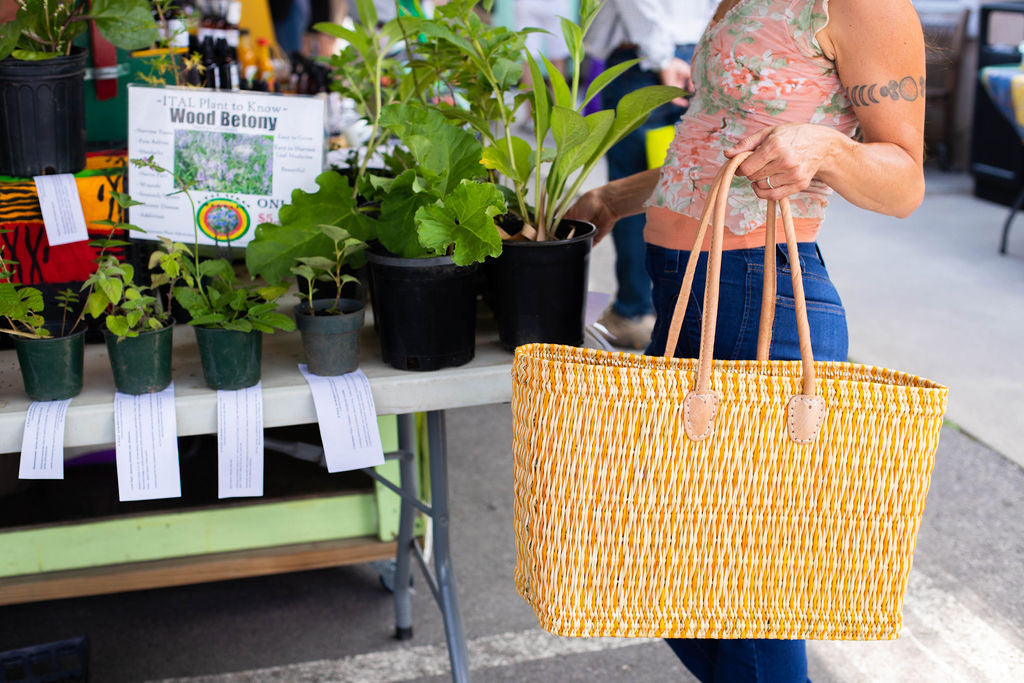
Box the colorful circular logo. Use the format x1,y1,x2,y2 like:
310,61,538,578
196,198,250,242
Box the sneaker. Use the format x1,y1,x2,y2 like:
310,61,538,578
593,306,655,350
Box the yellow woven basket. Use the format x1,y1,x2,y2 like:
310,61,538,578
511,155,949,641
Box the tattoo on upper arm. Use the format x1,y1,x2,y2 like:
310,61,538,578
846,76,925,107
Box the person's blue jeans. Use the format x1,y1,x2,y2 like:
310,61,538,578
645,241,848,682
603,44,695,319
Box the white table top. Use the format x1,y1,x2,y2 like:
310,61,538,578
0,315,515,453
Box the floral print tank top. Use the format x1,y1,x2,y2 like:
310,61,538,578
645,0,858,241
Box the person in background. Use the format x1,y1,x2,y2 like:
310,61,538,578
515,0,572,90
568,0,926,677
587,0,717,349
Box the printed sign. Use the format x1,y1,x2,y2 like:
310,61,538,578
127,85,325,246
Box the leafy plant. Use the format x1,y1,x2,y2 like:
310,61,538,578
0,0,159,61
131,156,295,334
82,256,163,339
291,225,366,316
405,0,683,240
0,233,46,338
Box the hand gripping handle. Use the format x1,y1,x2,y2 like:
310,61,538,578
663,153,825,444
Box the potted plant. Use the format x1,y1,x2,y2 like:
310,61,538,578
80,236,189,395
291,224,367,376
0,233,85,400
0,0,158,176
131,157,294,391
405,0,683,349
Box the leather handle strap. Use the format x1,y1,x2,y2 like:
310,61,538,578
665,153,823,443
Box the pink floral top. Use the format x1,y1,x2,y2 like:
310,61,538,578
645,0,859,247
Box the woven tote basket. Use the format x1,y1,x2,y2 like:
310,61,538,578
511,154,948,641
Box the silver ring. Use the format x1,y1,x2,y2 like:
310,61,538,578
765,176,774,190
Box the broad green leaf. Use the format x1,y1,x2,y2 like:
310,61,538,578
245,172,368,283
257,285,289,301
560,17,584,67
111,190,145,208
377,170,433,259
415,181,506,266
98,277,123,307
492,58,522,91
252,311,295,332
525,53,550,140
296,256,336,272
290,264,315,282
355,0,377,27
550,106,588,154
198,258,233,280
0,17,23,61
582,58,641,108
126,309,143,329
84,291,109,318
558,110,615,179
88,0,160,51
542,55,572,109
319,224,352,244
106,316,131,338
609,85,687,147
11,50,59,61
380,103,485,197
220,319,253,332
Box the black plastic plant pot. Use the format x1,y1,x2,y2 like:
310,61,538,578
0,49,87,177
486,219,596,351
103,322,175,395
366,251,478,371
295,298,365,376
193,326,262,390
13,328,86,401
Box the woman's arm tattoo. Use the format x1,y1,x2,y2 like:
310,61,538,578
846,76,926,107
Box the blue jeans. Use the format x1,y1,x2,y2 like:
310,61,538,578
645,241,848,682
604,44,695,318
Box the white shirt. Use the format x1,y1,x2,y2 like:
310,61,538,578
586,0,718,71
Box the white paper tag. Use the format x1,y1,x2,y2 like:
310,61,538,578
18,399,72,479
299,366,384,473
33,174,90,246
217,382,264,499
114,383,181,501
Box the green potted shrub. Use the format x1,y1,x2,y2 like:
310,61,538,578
80,237,189,395
0,0,158,176
0,233,85,400
131,157,294,391
291,225,367,376
405,0,683,349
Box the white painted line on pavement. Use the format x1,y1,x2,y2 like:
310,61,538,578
153,629,657,683
155,568,1024,683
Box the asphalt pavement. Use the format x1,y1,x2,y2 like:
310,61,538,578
1,166,1022,681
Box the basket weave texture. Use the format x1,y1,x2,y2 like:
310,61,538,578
512,344,948,640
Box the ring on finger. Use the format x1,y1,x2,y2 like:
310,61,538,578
765,176,775,190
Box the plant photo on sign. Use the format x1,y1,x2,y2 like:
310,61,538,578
174,131,274,196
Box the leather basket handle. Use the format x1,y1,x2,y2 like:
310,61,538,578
665,153,825,444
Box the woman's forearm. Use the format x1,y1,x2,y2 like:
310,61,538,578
600,168,663,221
816,131,924,218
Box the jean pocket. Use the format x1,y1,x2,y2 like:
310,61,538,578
771,295,849,362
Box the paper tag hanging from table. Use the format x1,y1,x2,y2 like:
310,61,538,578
33,174,89,246
299,366,384,473
114,383,181,501
19,398,72,479
217,382,264,499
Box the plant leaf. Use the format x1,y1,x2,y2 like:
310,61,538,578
550,105,588,153
525,52,550,141
88,0,160,51
542,54,572,109
609,85,687,147
582,58,641,108
415,181,506,266
377,170,433,259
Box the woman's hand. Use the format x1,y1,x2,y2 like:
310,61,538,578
565,187,619,245
724,123,842,201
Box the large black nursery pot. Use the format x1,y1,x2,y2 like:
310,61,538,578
103,322,175,395
486,218,596,351
295,299,364,376
366,250,478,371
0,49,87,177
193,326,262,390
14,328,87,401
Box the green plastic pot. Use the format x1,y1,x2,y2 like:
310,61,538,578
103,322,174,395
193,326,262,390
295,298,364,376
14,329,86,401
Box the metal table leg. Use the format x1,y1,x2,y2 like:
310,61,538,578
426,410,470,682
362,411,471,682
1000,185,1024,254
